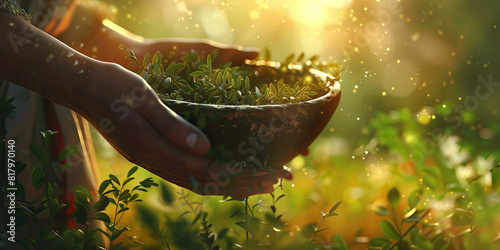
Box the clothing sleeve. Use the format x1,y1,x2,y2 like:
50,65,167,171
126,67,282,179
25,0,78,37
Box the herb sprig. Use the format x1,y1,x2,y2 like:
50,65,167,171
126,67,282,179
121,45,341,105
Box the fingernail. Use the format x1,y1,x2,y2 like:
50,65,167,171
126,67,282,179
186,133,197,148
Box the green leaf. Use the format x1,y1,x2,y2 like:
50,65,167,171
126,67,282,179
404,212,420,222
264,47,271,61
331,234,348,250
93,212,111,224
315,227,330,233
211,49,219,62
31,167,45,190
152,51,162,73
284,53,295,63
403,207,417,220
109,242,124,250
165,61,176,75
207,54,213,70
98,180,111,195
127,166,139,178
408,189,422,209
29,143,47,165
117,206,130,215
329,200,342,213
397,240,411,250
123,177,135,187
387,187,400,207
269,83,277,95
190,71,204,77
58,164,72,171
369,237,391,248
109,174,121,186
118,190,131,201
217,228,229,240
40,130,58,146
129,193,139,202
93,195,110,212
326,212,339,217
142,52,149,67
57,145,81,162
73,185,94,203
373,206,389,216
276,194,287,202
451,209,473,226
380,219,400,240
244,77,250,92
243,95,255,105
297,52,305,62
423,175,438,191
160,182,174,205
73,190,90,210
235,221,254,237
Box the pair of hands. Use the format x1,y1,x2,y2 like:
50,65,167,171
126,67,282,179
80,42,292,197
0,8,292,197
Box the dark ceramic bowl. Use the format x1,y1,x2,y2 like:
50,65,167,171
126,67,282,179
161,63,341,169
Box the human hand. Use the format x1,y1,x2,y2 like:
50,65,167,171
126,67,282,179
137,38,259,67
76,61,290,197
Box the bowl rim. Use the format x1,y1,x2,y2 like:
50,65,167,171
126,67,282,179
160,62,341,110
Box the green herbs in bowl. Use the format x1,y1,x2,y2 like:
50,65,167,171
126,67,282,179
125,48,341,170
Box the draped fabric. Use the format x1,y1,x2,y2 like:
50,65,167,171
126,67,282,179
1,0,100,227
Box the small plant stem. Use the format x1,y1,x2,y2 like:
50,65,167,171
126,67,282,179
115,204,131,227
180,190,197,214
110,184,125,246
16,202,72,248
82,211,93,245
307,217,326,243
45,180,54,229
245,197,249,242
112,186,123,226
389,209,431,250
390,206,401,236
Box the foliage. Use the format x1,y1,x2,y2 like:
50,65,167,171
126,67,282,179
366,105,500,249
3,130,157,249
136,185,344,250
121,45,341,105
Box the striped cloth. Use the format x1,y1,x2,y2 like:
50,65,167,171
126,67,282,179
1,0,101,230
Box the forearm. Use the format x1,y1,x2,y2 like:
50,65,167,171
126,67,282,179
0,9,99,110
56,5,256,68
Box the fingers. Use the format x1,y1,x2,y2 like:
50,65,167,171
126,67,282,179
143,157,279,188
274,170,293,180
149,38,259,66
213,46,259,66
140,94,211,155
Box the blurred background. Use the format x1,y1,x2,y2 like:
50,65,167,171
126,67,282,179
93,0,500,248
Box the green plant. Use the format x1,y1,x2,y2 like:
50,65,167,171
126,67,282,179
137,183,345,250
1,127,157,249
13,130,84,249
367,106,500,249
93,166,158,249
121,45,341,106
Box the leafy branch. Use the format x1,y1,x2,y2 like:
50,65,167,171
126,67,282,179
307,200,342,243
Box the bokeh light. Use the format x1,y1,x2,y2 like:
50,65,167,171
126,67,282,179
94,0,500,248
